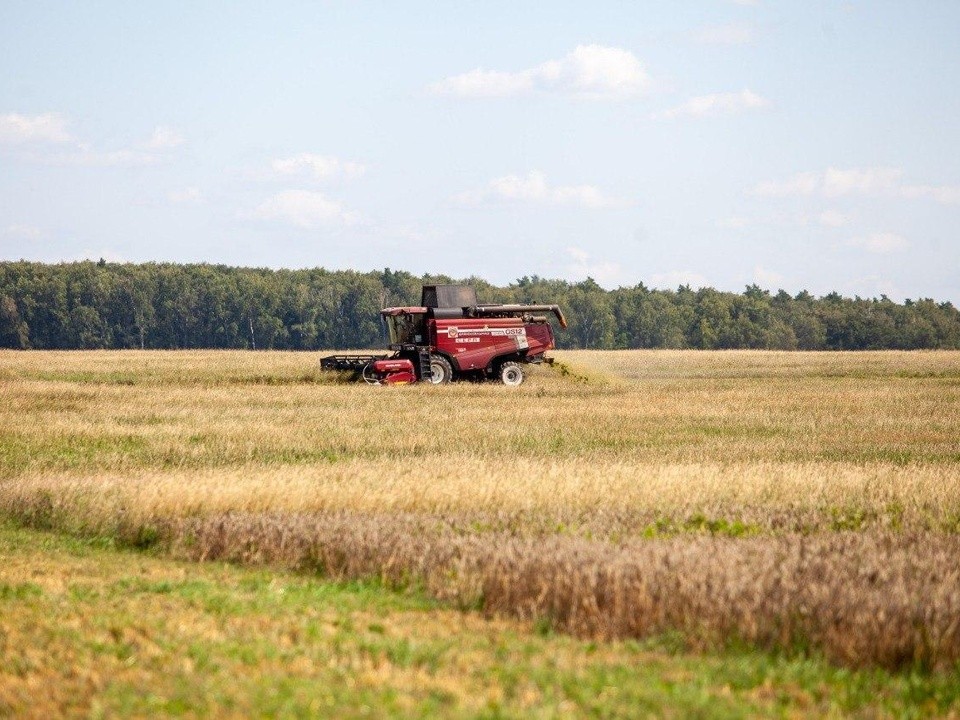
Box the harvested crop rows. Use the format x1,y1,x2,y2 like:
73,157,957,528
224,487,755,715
2,349,959,669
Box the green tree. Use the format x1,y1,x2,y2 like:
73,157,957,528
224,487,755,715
1,261,959,352
0,294,28,348
566,279,615,348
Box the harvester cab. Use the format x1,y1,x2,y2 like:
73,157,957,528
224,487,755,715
321,284,567,387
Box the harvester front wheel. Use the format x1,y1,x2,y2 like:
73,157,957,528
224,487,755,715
498,361,524,387
428,355,454,384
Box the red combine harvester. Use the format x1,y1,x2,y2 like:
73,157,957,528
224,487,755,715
321,284,567,386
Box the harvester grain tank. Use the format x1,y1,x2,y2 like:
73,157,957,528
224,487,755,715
321,284,567,386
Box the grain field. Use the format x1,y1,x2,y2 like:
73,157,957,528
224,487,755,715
2,349,959,671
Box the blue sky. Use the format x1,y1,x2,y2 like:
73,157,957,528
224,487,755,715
1,1,958,301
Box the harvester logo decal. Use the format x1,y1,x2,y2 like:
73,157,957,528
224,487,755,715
448,327,525,338
444,325,529,349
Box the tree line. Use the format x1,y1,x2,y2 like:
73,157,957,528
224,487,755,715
1,260,958,350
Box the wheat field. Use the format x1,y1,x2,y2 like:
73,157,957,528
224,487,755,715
2,349,960,671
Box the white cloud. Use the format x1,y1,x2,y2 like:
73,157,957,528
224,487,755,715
818,210,850,227
847,232,908,254
429,68,535,98
271,153,366,181
751,167,902,198
695,23,755,45
900,184,960,205
2,224,43,240
731,0,760,5
716,210,855,230
1,114,183,168
252,190,361,229
654,89,768,120
650,270,708,289
146,126,184,150
454,170,621,209
429,45,649,100
0,113,72,144
168,187,203,204
752,167,960,206
822,167,901,196
753,265,784,287
564,247,621,284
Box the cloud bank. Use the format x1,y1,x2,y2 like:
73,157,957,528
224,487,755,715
453,170,622,209
1,113,186,167
271,153,366,182
429,45,649,100
752,167,960,205
654,89,767,119
0,113,72,144
252,190,361,229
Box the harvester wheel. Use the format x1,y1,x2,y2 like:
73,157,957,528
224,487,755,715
428,355,453,384
498,361,524,387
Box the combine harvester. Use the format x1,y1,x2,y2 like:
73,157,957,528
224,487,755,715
321,284,567,386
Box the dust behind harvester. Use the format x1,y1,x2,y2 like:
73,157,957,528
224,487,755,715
321,284,567,386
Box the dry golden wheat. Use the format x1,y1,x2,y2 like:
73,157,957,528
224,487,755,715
2,349,959,668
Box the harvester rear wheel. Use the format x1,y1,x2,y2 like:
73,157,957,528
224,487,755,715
498,361,524,387
428,355,453,384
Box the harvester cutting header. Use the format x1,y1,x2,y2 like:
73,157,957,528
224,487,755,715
321,284,567,386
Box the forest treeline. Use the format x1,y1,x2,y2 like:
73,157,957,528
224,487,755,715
1,260,959,350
